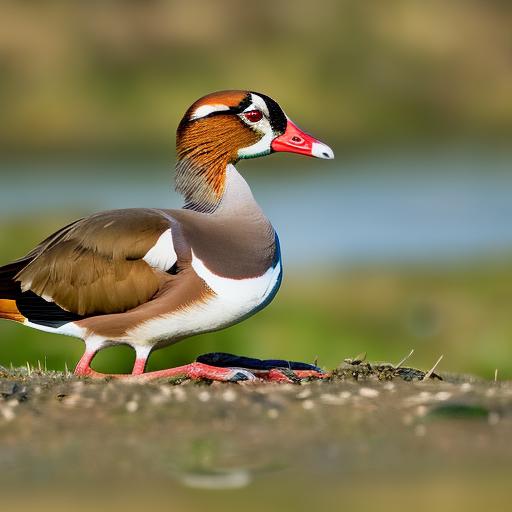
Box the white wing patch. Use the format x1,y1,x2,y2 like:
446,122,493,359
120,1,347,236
143,229,177,272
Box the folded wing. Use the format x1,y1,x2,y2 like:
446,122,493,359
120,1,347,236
14,209,177,316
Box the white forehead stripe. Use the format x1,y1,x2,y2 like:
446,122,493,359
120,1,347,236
190,104,230,120
249,94,270,117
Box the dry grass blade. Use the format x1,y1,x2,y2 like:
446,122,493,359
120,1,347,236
423,355,443,381
394,349,415,369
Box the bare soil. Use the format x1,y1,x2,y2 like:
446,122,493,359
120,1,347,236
1,361,511,511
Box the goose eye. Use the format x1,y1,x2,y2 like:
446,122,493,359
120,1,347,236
243,110,263,123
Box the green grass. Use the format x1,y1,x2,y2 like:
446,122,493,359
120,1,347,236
1,216,512,379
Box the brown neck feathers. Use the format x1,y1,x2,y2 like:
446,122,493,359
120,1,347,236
175,115,259,212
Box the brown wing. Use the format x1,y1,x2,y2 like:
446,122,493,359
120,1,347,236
15,209,176,316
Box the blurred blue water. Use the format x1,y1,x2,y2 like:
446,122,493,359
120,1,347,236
1,150,511,265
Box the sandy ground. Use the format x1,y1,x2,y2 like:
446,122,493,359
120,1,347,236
1,361,511,511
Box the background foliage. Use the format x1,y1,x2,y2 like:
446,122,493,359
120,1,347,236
1,0,511,378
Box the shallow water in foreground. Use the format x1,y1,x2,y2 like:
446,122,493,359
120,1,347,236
1,365,511,511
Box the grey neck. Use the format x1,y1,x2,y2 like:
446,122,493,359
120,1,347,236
213,164,266,218
171,163,277,278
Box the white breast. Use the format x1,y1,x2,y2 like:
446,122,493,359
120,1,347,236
126,251,282,347
190,250,279,302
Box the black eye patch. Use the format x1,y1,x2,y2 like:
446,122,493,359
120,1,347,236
251,92,287,135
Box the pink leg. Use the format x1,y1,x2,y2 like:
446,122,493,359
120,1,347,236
137,362,256,382
75,343,151,379
74,344,324,383
75,350,255,382
74,348,105,378
132,358,148,376
131,346,151,375
136,365,326,382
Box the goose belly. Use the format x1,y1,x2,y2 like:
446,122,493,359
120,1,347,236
127,255,282,346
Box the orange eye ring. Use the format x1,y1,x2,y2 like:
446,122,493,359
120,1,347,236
243,110,263,123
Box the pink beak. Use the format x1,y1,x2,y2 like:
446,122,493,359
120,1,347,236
271,119,334,159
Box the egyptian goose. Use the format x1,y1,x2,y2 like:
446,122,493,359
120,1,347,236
0,90,333,381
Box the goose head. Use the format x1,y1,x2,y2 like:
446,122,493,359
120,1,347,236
176,90,334,210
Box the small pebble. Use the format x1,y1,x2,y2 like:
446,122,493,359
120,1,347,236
125,400,138,413
302,399,314,410
0,406,15,422
359,387,379,398
416,405,428,417
296,389,312,399
0,407,16,421
60,394,81,408
434,391,452,401
320,394,345,405
267,408,279,419
159,385,172,397
222,389,237,402
198,390,210,402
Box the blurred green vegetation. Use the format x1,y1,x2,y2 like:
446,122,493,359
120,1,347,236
0,1,511,380
1,216,511,379
0,0,511,156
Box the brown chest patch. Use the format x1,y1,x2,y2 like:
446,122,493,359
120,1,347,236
176,116,260,210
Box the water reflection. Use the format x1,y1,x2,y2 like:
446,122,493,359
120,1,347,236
1,150,511,265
